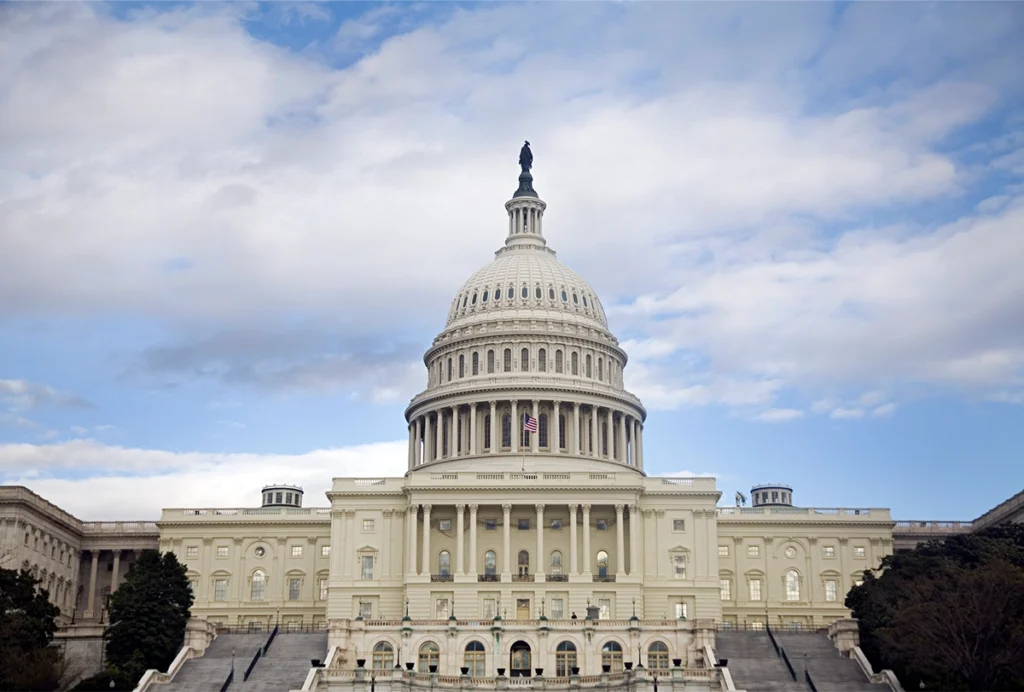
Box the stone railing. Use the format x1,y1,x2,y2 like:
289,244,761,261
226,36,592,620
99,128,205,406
321,668,713,688
893,520,972,534
718,507,890,520
82,521,159,535
163,507,332,520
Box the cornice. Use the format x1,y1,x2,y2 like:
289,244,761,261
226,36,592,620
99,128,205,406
406,382,646,420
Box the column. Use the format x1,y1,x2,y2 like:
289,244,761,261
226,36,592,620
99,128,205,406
342,512,354,578
606,409,614,459
569,505,579,575
435,411,443,461
618,414,627,463
553,401,561,453
510,401,518,453
629,505,640,576
615,505,625,576
85,551,99,617
381,510,392,577
582,505,592,574
425,414,434,463
590,407,599,457
637,424,644,469
470,403,478,455
535,504,545,579
531,400,539,453
416,417,424,465
450,406,458,457
573,403,581,455
110,549,121,592
456,504,466,575
408,423,414,468
489,401,497,454
421,504,432,576
631,419,639,466
469,505,479,575
502,504,512,577
407,506,418,575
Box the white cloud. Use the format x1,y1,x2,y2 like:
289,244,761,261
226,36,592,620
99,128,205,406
0,439,407,520
830,407,865,420
754,408,805,423
0,379,93,412
870,403,897,417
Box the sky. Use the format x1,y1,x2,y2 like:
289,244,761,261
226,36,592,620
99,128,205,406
1,1,1023,521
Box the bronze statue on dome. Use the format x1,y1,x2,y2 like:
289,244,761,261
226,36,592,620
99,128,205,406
519,141,533,173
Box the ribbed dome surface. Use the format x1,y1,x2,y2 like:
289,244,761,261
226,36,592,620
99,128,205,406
445,248,608,330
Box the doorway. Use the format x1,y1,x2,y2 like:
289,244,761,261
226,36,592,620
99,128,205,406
510,641,532,677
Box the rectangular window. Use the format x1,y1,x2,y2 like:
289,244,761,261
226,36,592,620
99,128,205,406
550,519,562,530
359,601,373,619
289,578,301,600
598,598,611,619
517,518,530,530
217,546,229,558
483,598,496,619
435,598,450,619
321,545,331,557
674,602,687,619
214,579,228,601
361,555,374,580
291,545,303,558
362,519,375,532
596,519,608,531
550,598,564,619
485,519,497,531
319,578,328,600
749,579,762,601
673,519,686,531
747,545,760,558
186,546,199,558
718,545,729,557
276,492,283,504
720,579,731,600
823,546,835,558
825,579,838,602
439,519,451,531
854,546,866,558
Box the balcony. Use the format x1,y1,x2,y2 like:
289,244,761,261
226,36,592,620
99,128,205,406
546,574,568,582
512,574,534,583
431,574,453,582
592,575,616,583
478,574,500,582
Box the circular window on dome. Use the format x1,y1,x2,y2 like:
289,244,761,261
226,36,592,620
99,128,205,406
549,287,555,300
482,290,489,302
561,290,568,302
507,286,514,299
535,286,541,299
521,285,529,299
572,293,579,304
254,547,266,558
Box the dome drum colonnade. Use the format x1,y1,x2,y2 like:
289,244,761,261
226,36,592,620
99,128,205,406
404,156,646,474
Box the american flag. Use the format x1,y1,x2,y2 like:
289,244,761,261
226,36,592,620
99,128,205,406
523,414,538,433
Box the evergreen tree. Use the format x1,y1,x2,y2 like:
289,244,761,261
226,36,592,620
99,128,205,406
0,566,62,691
104,550,193,684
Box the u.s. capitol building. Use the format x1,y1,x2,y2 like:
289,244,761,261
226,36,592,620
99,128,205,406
5,146,1018,691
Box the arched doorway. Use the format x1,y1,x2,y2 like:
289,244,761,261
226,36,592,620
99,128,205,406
510,640,532,677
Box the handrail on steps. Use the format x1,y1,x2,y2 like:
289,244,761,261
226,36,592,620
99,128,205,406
779,647,797,682
243,623,280,681
765,623,781,656
805,668,818,692
265,623,279,652
220,666,234,692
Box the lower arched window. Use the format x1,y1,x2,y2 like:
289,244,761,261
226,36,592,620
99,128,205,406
464,641,486,677
484,414,491,450
559,415,566,449
555,641,577,677
550,550,563,575
521,348,529,372
459,354,465,378
472,352,479,375
373,641,394,669
598,357,603,381
647,642,669,669
602,641,624,673
539,413,549,448
487,350,495,374
785,569,800,601
501,415,511,448
447,357,453,381
484,550,497,576
586,354,592,378
438,550,451,577
503,349,512,372
250,569,266,601
555,350,563,373
596,550,609,578
538,348,547,372
418,642,440,673
518,550,530,576
571,352,579,375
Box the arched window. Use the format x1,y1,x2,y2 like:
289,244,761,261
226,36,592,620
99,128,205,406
555,350,563,373
601,422,608,456
598,357,603,381
504,349,512,373
459,354,465,378
482,289,489,302
785,569,800,601
520,348,529,372
550,550,563,575
555,641,577,677
647,642,669,669
464,641,486,677
471,292,477,305
418,642,440,673
535,285,542,299
372,641,394,669
517,550,530,576
438,550,451,577
539,413,549,448
602,641,624,673
442,419,449,457
447,357,453,381
501,415,511,448
484,414,491,450
250,569,266,601
521,285,529,299
472,352,479,376
487,350,495,374
585,354,592,378
538,348,547,372
484,550,497,576
507,285,514,300
549,287,555,300
596,550,609,578
559,415,566,450
571,352,579,375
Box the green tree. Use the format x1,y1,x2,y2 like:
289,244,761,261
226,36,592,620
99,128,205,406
103,550,193,685
0,566,62,691
847,523,1024,691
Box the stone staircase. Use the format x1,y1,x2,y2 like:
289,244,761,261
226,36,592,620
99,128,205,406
239,632,328,692
775,633,885,692
162,633,267,692
715,630,808,692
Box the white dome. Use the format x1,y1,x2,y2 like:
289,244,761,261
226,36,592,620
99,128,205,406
445,247,608,330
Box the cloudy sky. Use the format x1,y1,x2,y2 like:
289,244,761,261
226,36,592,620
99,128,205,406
1,1,1022,520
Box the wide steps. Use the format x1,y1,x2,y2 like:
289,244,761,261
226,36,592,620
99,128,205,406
775,634,885,690
715,632,806,692
240,632,328,692
162,634,267,692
